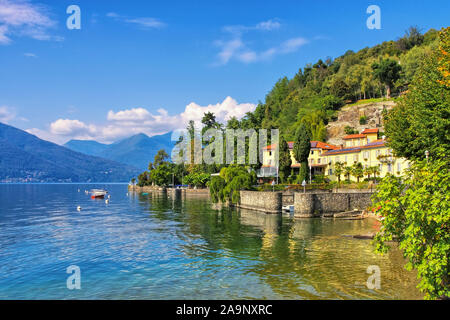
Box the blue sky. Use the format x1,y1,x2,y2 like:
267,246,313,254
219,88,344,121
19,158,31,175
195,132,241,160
0,0,449,144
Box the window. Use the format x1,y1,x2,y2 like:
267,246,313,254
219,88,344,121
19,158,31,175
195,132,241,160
269,151,272,156
388,164,392,172
354,154,358,162
318,158,321,164
336,156,340,162
397,163,401,172
363,151,369,159
345,155,347,163
328,169,333,175
376,150,380,157
311,150,314,155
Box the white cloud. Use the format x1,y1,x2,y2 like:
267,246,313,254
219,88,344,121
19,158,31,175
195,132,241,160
23,52,36,57
125,17,165,29
107,12,165,29
215,36,308,64
28,97,256,144
223,19,281,34
255,19,281,31
0,105,15,123
107,107,152,121
214,19,308,65
0,0,60,44
50,119,96,136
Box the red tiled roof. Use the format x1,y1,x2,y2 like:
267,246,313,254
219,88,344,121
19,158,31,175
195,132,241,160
361,128,379,134
312,141,339,150
343,134,366,140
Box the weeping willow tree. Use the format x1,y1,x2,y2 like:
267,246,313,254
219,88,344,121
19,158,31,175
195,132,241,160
209,165,256,204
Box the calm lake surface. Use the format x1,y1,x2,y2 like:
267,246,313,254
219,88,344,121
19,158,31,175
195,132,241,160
0,184,421,300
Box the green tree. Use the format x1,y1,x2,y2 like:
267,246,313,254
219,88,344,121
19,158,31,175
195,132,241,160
278,137,292,183
397,26,424,51
150,162,173,187
334,161,344,184
372,154,449,299
370,166,380,183
293,124,311,183
343,166,352,182
384,28,450,160
372,58,402,98
363,166,371,181
209,166,256,204
154,150,169,167
351,162,364,183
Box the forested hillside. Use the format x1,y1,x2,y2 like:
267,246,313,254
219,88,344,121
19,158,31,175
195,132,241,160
230,27,440,141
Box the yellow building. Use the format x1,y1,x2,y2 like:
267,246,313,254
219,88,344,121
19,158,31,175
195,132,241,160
260,128,410,182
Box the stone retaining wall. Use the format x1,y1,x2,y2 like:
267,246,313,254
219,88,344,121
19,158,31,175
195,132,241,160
294,192,373,218
128,185,210,195
238,191,282,214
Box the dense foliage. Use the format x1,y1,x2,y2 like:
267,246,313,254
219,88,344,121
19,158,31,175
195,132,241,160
384,27,450,160
293,123,311,182
209,166,256,204
278,137,292,183
233,27,439,141
373,28,450,300
372,154,449,299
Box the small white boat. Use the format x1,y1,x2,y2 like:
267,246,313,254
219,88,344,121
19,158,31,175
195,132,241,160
282,205,294,212
90,189,107,199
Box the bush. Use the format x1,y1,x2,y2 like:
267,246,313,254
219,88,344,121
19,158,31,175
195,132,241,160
372,154,449,299
344,126,358,135
359,116,367,125
209,166,256,204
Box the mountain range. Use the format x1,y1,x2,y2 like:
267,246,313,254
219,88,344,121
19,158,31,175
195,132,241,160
0,122,141,183
64,132,176,171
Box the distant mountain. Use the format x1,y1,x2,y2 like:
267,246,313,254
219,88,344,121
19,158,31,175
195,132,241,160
64,140,108,156
64,132,176,171
0,122,140,183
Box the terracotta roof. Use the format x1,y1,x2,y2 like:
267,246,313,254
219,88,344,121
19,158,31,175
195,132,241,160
361,128,379,134
343,134,366,140
311,141,339,150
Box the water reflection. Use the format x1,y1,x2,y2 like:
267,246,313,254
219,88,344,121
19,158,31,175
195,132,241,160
136,191,421,300
0,185,421,299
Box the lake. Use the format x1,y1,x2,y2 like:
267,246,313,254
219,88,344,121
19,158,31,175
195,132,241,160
0,184,421,299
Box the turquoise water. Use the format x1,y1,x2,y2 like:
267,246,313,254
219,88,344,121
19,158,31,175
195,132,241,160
0,184,421,299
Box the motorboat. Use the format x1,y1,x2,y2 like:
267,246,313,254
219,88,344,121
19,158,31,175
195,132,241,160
90,189,107,199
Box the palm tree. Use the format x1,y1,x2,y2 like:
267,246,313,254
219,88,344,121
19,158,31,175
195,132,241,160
363,166,371,181
334,161,344,184
352,162,364,183
344,166,353,183
370,166,381,183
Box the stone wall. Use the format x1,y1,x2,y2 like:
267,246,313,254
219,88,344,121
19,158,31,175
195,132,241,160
294,192,373,218
128,185,210,195
238,191,282,214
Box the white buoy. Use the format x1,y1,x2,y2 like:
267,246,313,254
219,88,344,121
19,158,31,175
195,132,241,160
77,206,82,211
108,195,111,199
105,199,109,204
